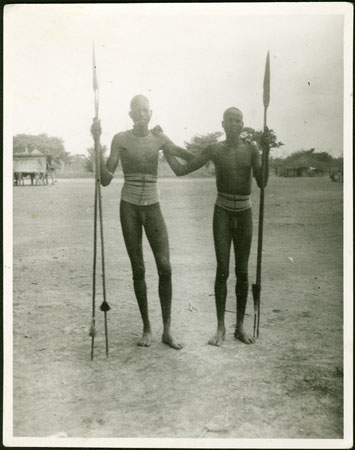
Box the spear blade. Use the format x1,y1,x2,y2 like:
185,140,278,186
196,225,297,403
263,51,270,110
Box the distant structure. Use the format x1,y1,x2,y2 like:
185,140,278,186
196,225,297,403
13,149,53,186
272,148,342,179
276,162,328,178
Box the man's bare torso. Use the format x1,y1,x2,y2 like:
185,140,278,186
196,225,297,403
111,131,171,176
208,141,258,195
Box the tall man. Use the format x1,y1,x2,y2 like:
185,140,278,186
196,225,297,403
91,95,193,350
164,107,269,345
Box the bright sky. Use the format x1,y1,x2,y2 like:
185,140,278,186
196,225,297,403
4,3,351,157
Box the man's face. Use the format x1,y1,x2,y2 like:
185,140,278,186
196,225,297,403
129,97,152,128
222,110,244,138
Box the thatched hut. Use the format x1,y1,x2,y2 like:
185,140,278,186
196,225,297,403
13,149,49,185
277,154,329,178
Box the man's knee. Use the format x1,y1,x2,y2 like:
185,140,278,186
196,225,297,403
235,270,248,284
216,266,229,283
236,271,249,297
157,258,171,279
132,262,145,282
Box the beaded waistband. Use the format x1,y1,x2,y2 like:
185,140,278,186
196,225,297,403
121,173,159,206
216,192,251,212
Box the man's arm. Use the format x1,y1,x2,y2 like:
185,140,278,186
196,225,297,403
163,145,212,176
162,143,195,162
100,135,120,186
155,129,195,162
252,141,269,188
90,119,120,186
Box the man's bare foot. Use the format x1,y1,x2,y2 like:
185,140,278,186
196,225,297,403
162,332,183,350
137,330,152,347
234,327,255,344
208,326,226,346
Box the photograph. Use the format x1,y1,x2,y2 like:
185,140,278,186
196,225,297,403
3,2,353,448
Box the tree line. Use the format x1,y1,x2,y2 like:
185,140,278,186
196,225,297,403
271,148,343,174
13,134,70,164
13,132,342,176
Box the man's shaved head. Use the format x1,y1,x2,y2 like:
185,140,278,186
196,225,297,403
223,107,243,120
130,95,150,110
222,107,244,141
129,94,152,131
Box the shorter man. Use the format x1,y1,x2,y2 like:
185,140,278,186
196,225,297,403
165,107,270,345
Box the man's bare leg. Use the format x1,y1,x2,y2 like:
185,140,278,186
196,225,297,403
145,206,182,350
120,201,153,347
210,206,231,346
208,274,227,346
234,281,255,344
159,272,182,350
134,279,152,347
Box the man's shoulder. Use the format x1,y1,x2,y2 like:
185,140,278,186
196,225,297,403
115,130,130,139
152,130,173,145
112,130,130,145
206,141,224,155
241,138,259,152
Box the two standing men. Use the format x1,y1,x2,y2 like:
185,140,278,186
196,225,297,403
91,96,269,349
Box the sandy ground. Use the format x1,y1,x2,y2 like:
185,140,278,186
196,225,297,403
11,176,343,440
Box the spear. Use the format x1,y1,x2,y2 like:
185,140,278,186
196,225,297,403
89,44,110,360
252,51,270,339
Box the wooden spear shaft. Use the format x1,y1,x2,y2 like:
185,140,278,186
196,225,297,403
89,45,99,361
96,140,110,358
253,51,270,339
90,157,98,361
90,44,110,359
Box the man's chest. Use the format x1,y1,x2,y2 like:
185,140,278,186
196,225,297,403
119,137,161,163
213,144,252,170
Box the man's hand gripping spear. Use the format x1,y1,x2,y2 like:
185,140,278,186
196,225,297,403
252,51,271,339
89,45,111,360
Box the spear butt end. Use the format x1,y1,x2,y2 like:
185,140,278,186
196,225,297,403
100,301,111,312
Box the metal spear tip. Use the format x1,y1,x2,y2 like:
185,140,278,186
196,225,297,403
263,51,270,109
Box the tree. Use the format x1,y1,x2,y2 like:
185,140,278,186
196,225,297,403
181,131,223,170
66,154,89,173
85,145,108,173
13,134,70,163
241,127,284,149
184,131,224,155
333,155,343,169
